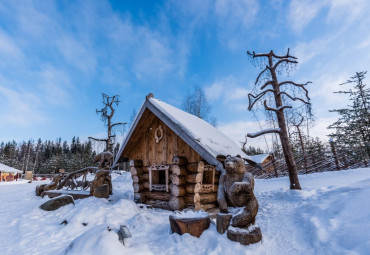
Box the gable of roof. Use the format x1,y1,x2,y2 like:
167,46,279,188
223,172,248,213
0,163,22,174
114,96,251,171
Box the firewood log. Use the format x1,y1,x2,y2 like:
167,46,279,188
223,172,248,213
143,181,150,190
170,184,186,197
170,174,186,185
133,183,145,193
130,167,143,176
146,199,171,210
199,193,217,204
145,191,171,201
185,193,200,204
171,165,187,176
130,159,143,167
200,203,217,210
186,173,202,184
132,175,141,184
134,192,146,203
187,161,204,173
186,183,201,194
142,173,149,182
169,196,186,211
172,155,188,166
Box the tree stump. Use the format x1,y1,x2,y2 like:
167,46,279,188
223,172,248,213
93,184,109,198
216,213,232,234
169,213,210,238
227,226,262,245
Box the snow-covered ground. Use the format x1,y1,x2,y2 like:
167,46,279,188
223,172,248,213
1,168,369,255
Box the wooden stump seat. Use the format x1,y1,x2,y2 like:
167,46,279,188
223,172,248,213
169,212,211,238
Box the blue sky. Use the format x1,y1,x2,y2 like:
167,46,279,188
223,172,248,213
0,0,369,150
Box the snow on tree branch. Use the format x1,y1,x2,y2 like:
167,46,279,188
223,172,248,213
247,128,281,138
248,89,276,111
263,100,292,112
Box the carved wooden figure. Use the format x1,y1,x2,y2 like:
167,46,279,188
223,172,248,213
217,156,262,245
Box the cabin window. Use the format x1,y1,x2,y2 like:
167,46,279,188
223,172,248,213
201,165,215,192
148,165,169,192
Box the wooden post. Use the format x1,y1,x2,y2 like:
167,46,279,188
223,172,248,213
329,139,340,170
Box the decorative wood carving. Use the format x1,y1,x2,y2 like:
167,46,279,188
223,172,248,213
148,164,169,192
201,165,215,192
155,125,163,143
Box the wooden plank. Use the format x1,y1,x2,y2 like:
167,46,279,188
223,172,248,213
187,162,204,173
185,183,201,194
170,174,186,185
169,196,186,211
172,155,188,166
186,173,202,184
145,191,171,201
200,203,217,210
199,193,217,204
146,199,171,210
171,165,187,176
170,184,186,197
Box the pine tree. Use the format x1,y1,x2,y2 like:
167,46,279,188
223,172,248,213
329,71,370,163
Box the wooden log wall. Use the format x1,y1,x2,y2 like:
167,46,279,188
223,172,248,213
130,158,221,211
130,159,148,203
168,155,187,211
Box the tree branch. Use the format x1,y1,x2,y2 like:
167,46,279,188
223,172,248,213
273,59,298,70
278,91,311,104
247,128,281,138
111,122,127,128
279,81,311,100
247,50,270,58
263,100,292,112
255,65,271,85
260,80,274,90
271,48,297,59
88,137,108,142
248,89,275,111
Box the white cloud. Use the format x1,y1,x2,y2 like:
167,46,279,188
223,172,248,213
288,0,324,34
56,35,97,73
37,66,73,106
0,29,24,65
0,86,46,126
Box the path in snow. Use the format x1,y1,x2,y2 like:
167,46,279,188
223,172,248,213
0,168,369,255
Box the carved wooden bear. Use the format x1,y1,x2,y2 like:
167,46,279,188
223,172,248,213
217,156,258,228
94,151,113,169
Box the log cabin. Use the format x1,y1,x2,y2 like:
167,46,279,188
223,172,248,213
114,94,255,211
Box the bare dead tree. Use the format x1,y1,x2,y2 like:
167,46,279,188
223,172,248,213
246,49,311,190
89,93,127,153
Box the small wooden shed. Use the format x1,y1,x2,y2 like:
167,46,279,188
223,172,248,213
114,94,253,211
0,163,22,182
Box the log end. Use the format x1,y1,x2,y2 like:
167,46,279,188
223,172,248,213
169,213,211,238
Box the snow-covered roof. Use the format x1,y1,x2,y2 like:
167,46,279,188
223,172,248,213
115,95,252,171
250,154,271,164
0,163,22,174
149,98,250,160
